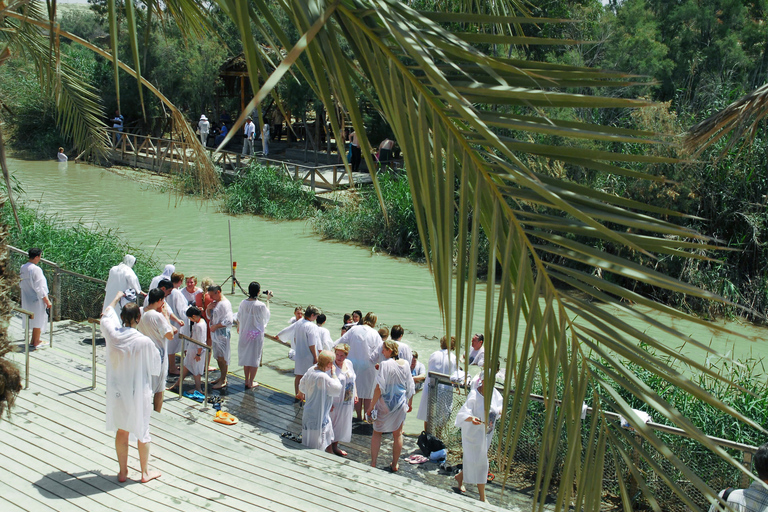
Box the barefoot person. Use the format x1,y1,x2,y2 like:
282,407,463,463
276,305,321,399
137,288,174,413
454,375,503,502
207,285,233,389
328,343,357,457
168,306,208,394
19,248,51,348
236,282,272,389
101,292,161,483
366,340,414,472
299,350,342,451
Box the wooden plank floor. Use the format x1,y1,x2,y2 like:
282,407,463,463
3,318,537,512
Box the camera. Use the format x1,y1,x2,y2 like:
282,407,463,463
262,290,273,297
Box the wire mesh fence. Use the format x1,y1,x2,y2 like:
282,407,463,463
7,246,106,322
425,372,755,511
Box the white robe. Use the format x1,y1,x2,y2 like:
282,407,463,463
396,340,413,366
19,261,48,330
183,318,208,376
318,326,334,352
373,358,415,433
278,318,320,375
180,286,201,306
101,306,161,443
236,299,270,367
144,264,174,307
103,255,141,318
166,288,189,355
329,359,356,443
299,366,342,450
412,360,426,391
468,346,485,367
137,308,173,394
210,298,233,364
416,349,456,425
337,324,382,399
455,387,503,485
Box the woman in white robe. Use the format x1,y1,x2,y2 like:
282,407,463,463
299,351,342,451
316,314,334,352
328,344,357,457
101,292,161,483
236,282,271,389
180,276,202,305
165,275,188,374
336,312,382,419
454,377,503,502
19,249,50,345
367,340,415,472
172,306,208,393
103,254,141,318
416,335,457,432
144,264,175,308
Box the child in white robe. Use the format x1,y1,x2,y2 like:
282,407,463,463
299,351,342,451
179,307,208,393
454,375,503,502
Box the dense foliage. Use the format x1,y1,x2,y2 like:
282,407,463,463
223,162,316,220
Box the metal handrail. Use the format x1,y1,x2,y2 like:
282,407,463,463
86,318,100,389
177,333,211,409
12,306,33,390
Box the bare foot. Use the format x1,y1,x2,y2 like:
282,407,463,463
117,471,128,483
454,474,466,493
213,381,227,390
332,446,347,457
390,463,399,472
140,469,161,483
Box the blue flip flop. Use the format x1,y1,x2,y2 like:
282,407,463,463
183,391,195,399
192,391,205,402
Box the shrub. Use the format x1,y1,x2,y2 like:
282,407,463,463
222,162,315,220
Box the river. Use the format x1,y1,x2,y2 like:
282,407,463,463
8,158,767,426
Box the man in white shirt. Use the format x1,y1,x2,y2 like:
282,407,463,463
20,248,51,348
276,305,321,399
242,117,256,156
710,443,768,512
411,351,426,392
207,285,233,389
467,333,485,367
137,288,175,413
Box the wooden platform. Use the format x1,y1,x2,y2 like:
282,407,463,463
2,318,535,512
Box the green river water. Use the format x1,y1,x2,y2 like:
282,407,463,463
8,158,768,431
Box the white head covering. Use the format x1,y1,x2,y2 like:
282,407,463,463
122,254,136,268
162,264,175,278
200,114,207,121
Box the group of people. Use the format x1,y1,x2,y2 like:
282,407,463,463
20,248,497,498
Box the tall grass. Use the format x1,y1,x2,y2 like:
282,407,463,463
223,162,315,220
2,202,159,287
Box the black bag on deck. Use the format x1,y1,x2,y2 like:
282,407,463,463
417,431,446,456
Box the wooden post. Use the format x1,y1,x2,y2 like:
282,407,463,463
742,451,753,488
133,134,138,168
294,165,299,180
333,165,337,189
310,170,316,192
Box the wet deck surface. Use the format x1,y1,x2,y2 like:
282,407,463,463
3,318,538,511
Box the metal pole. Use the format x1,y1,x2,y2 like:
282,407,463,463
53,267,61,321
178,337,185,399
24,315,30,390
91,322,97,390
49,298,53,347
228,219,234,295
203,348,209,411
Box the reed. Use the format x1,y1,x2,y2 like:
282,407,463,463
222,162,315,220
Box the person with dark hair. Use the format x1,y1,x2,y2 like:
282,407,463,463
467,333,485,367
101,291,161,483
411,351,426,391
352,310,363,325
711,442,768,511
137,288,174,413
336,311,382,420
165,272,187,376
207,285,233,389
276,305,322,399
235,281,272,389
20,248,51,348
168,306,208,395
390,324,412,366
316,313,333,352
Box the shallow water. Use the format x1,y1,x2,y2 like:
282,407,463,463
9,158,768,392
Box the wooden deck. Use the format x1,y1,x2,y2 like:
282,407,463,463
2,318,535,511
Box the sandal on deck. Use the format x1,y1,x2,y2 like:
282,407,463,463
407,455,429,464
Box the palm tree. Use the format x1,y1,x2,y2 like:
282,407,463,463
1,1,757,509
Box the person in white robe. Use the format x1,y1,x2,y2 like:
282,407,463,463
463,333,485,368
103,254,142,319
143,264,175,307
328,343,357,457
236,282,272,389
367,340,415,472
198,114,210,146
168,306,208,394
180,276,202,306
335,312,382,420
411,351,426,391
416,335,457,432
390,324,412,366
137,288,174,413
207,285,233,389
19,248,51,347
299,351,342,451
276,305,321,399
101,292,161,483
454,376,503,502
316,314,334,352
164,273,188,376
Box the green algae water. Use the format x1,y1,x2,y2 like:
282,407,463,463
9,158,768,432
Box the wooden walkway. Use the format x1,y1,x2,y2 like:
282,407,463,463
2,318,534,512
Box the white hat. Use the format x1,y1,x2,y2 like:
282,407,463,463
200,114,207,121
